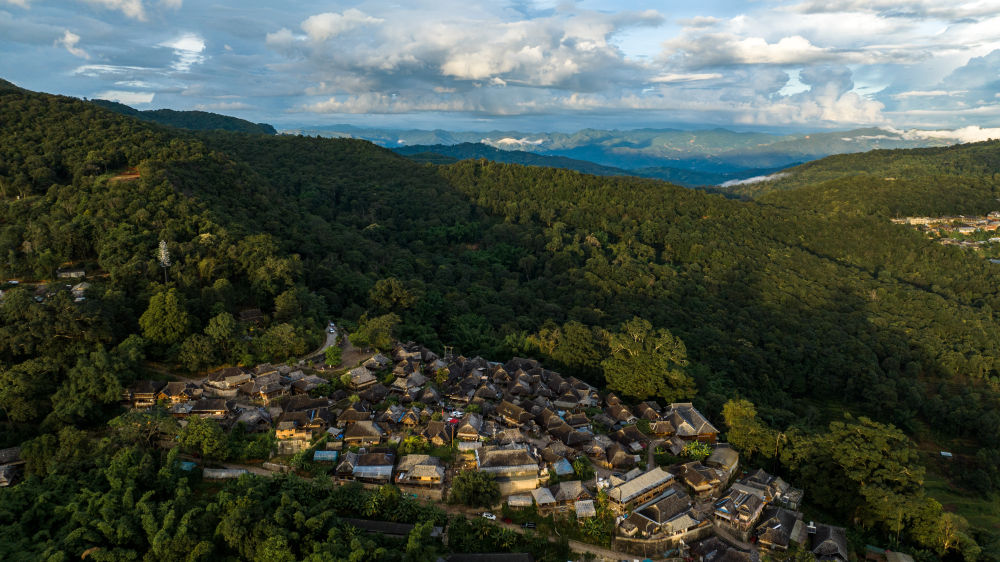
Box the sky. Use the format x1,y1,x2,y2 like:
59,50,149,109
2,0,1000,132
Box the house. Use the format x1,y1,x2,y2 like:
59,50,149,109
812,524,849,561
291,374,327,394
531,486,557,514
123,380,167,408
0,464,21,487
203,468,247,479
606,404,637,425
400,408,422,427
474,444,541,494
755,506,806,551
395,454,444,486
57,267,86,278
423,420,454,447
336,451,359,477
348,366,377,390
731,468,804,510
313,450,339,462
551,480,591,512
664,403,719,442
343,420,385,447
605,443,636,470
496,400,531,426
70,282,90,299
704,445,739,482
636,401,660,420
456,413,484,441
156,381,200,404
206,367,251,390
189,398,229,419
565,412,590,428
338,402,371,425
508,494,533,509
575,500,597,519
619,487,706,544
713,488,766,539
352,452,395,483
678,461,722,498
608,467,675,514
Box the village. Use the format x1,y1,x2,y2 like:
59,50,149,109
891,212,1000,257
88,333,911,562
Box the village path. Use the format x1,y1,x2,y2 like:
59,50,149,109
647,438,665,468
711,521,755,552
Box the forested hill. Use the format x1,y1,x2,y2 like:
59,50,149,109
725,140,1000,213
393,142,632,177
89,99,277,135
3,81,1000,557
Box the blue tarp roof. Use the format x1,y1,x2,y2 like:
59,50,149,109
178,461,197,471
314,450,339,461
553,458,574,476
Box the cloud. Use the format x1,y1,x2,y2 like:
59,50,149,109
892,90,966,99
160,0,181,8
82,0,147,21
650,73,722,83
790,0,1000,21
94,89,155,104
2,0,31,8
159,33,205,72
55,30,89,59
666,34,840,68
300,9,382,42
885,125,1000,143
193,101,252,111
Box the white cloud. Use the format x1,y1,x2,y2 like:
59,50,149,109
893,90,966,99
887,126,1000,142
301,9,382,42
719,173,789,187
666,34,840,68
94,89,155,104
81,0,147,21
55,30,89,59
2,0,31,8
194,101,252,111
159,33,205,72
650,73,722,83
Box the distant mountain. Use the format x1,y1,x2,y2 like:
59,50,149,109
393,142,632,177
393,142,789,187
291,124,966,183
89,99,276,135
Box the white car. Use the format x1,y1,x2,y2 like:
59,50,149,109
481,512,496,520
450,410,463,418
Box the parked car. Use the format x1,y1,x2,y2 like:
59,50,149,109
522,522,536,529
481,512,496,520
450,410,463,417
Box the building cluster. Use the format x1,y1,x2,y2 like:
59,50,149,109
120,341,861,560
892,212,1000,251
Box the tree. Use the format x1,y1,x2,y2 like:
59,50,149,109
449,470,500,507
157,239,172,284
351,313,400,352
177,417,228,462
139,288,189,345
179,334,216,372
324,344,342,366
369,277,415,312
601,317,695,401
722,399,779,459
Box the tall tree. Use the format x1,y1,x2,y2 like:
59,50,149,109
601,317,695,401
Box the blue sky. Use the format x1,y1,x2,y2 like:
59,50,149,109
2,0,1000,133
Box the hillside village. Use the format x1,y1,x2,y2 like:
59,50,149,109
93,338,891,562
892,212,1000,257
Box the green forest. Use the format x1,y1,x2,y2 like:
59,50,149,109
3,78,1000,559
